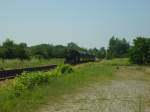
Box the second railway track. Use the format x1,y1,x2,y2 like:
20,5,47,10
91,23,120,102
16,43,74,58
0,64,57,81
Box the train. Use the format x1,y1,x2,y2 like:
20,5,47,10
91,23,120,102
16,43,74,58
0,50,95,80
65,50,96,64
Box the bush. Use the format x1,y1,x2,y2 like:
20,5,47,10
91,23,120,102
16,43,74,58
57,64,73,74
51,64,73,77
12,64,73,96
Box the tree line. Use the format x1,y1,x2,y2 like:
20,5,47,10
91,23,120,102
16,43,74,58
0,39,106,60
0,37,150,65
107,36,150,65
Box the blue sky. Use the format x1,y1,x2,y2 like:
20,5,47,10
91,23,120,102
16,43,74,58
0,0,150,48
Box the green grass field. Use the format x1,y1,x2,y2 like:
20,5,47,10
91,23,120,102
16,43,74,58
0,58,64,70
0,58,130,112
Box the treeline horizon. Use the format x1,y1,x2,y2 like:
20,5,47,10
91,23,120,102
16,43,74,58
0,36,150,65
0,38,108,60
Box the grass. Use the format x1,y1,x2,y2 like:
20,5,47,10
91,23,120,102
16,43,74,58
100,58,131,66
115,66,150,81
0,58,64,70
0,58,129,112
0,59,134,112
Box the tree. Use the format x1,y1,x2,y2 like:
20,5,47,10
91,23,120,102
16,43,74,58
2,39,17,59
15,43,29,60
107,36,130,58
129,37,150,64
89,47,106,59
30,44,53,59
1,39,29,60
52,45,67,58
89,48,98,55
67,42,80,50
0,46,5,58
97,47,106,59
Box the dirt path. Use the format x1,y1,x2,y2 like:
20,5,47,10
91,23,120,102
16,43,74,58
39,67,150,112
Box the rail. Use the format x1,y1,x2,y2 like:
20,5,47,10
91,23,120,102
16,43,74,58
0,64,57,80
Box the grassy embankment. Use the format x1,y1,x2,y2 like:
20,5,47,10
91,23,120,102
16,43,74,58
0,58,64,70
0,58,130,112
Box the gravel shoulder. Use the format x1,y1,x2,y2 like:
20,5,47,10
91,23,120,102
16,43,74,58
39,66,150,112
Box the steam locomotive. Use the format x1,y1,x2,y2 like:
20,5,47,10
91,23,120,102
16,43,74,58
65,50,95,64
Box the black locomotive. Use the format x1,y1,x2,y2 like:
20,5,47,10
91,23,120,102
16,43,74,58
65,50,95,64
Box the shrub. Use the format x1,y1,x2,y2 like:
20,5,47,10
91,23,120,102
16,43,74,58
51,64,73,77
12,64,73,96
55,64,73,74
13,81,27,96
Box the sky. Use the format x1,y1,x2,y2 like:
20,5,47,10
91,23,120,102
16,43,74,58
0,0,150,48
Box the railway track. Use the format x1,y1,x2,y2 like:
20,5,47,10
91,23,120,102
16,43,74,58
0,64,57,81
